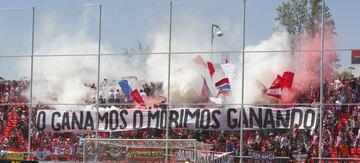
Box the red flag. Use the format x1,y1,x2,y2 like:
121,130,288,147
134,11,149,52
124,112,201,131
207,61,215,79
193,55,207,68
266,75,284,99
282,71,294,88
269,75,284,89
215,77,231,90
130,89,145,106
266,71,295,99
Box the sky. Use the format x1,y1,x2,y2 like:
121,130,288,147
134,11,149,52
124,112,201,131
0,0,359,80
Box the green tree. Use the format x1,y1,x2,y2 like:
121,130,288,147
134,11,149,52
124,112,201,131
275,0,309,35
306,0,334,37
275,0,334,37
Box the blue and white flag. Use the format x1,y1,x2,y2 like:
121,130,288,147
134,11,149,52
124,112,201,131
118,80,132,102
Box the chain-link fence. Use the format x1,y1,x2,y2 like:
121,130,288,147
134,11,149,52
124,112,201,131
0,0,359,162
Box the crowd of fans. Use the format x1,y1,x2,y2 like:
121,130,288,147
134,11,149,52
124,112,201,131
0,75,359,161
238,75,360,161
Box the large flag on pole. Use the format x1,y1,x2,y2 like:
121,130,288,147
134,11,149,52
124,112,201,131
266,75,283,99
119,80,133,102
266,71,295,99
207,61,215,79
282,71,294,88
215,77,231,91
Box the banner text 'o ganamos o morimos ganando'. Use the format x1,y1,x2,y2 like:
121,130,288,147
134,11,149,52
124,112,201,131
36,106,318,132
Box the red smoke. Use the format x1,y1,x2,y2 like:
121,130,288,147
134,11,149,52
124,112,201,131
281,25,337,103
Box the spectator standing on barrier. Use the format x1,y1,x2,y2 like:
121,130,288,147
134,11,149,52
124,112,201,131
149,82,156,96
108,90,114,104
334,76,342,90
99,95,106,104
114,89,120,103
339,91,348,114
143,83,151,96
140,89,147,101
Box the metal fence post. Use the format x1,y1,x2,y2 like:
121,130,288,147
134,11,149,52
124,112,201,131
194,140,197,163
83,140,86,163
319,0,325,162
165,1,173,163
239,0,246,163
27,6,35,161
95,4,102,162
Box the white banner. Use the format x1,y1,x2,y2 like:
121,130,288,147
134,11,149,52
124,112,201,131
176,148,234,163
36,106,318,132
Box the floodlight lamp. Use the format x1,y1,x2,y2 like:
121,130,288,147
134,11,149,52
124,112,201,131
216,30,223,37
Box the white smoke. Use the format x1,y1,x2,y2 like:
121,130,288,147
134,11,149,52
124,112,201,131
148,28,293,104
15,7,294,106
16,9,149,107
231,32,292,104
146,29,211,103
17,31,100,105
